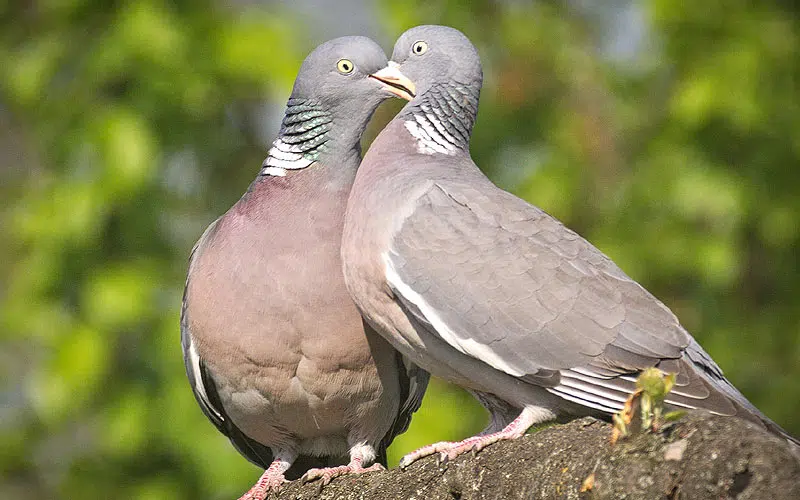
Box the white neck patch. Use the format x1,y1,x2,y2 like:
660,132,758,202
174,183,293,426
404,116,457,156
260,138,314,176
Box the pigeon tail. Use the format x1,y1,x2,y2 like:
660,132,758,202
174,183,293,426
683,339,800,451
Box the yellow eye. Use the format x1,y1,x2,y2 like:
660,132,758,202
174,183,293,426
337,59,354,74
412,41,428,55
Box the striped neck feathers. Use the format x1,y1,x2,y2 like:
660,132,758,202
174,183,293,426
399,83,479,156
260,98,332,177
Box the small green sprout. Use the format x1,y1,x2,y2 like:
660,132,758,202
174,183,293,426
611,367,680,444
637,367,676,432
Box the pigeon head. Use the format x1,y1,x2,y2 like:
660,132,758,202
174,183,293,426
372,25,482,102
268,36,400,167
370,26,482,152
289,36,395,114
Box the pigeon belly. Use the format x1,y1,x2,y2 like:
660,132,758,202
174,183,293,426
187,175,396,456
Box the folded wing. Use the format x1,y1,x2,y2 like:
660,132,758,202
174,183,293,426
385,180,745,417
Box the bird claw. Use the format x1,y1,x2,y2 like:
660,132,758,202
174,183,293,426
473,440,488,453
402,419,531,470
301,468,335,485
301,462,384,489
238,469,288,500
399,441,455,469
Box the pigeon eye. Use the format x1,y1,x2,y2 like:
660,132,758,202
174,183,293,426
412,41,428,55
337,59,354,74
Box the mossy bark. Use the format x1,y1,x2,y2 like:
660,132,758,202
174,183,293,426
269,411,800,500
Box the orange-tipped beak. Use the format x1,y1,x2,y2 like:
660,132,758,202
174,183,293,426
370,62,416,101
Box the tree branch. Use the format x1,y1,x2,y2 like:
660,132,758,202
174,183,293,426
269,412,800,499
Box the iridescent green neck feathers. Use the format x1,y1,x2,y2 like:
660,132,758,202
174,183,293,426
261,98,332,176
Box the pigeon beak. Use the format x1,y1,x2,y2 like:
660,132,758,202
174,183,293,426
370,62,416,101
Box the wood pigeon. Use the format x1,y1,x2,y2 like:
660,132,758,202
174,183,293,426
181,36,428,499
342,25,799,467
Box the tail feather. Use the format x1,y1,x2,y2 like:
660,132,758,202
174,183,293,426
683,339,800,451
551,337,799,456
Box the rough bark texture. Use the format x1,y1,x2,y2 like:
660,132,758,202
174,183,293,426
266,412,800,500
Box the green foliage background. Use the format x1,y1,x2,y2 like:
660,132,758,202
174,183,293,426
1,1,798,498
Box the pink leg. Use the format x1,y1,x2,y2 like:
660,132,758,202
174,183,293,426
399,406,541,469
301,444,384,487
238,453,294,500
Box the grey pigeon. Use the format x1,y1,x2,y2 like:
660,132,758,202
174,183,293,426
181,36,428,499
342,25,799,467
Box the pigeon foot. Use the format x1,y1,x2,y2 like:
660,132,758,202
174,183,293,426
301,459,384,487
238,458,291,500
399,406,539,468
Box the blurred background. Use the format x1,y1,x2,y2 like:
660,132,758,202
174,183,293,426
1,0,798,498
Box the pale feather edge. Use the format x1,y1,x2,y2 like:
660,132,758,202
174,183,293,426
383,252,527,377
187,339,224,422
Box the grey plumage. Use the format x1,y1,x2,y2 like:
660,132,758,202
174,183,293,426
181,36,428,497
342,25,798,461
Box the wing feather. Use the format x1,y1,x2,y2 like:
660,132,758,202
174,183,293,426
379,348,430,460
386,181,689,380
383,179,796,432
